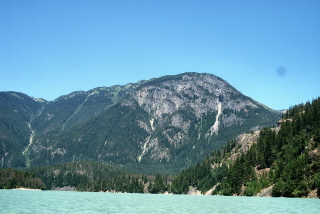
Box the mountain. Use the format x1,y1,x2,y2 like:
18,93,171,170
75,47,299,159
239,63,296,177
0,92,45,168
0,72,280,174
171,97,320,197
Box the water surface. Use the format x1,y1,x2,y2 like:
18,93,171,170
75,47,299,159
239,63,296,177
1,190,319,213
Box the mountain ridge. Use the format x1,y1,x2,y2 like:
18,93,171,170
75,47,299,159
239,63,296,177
170,97,320,197
0,72,280,173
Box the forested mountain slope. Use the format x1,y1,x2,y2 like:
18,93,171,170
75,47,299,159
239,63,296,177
0,92,45,168
171,97,320,198
0,72,280,174
2,96,318,197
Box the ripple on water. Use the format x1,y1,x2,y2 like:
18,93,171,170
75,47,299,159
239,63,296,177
1,190,319,214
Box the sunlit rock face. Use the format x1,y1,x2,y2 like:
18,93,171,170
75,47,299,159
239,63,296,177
0,72,279,173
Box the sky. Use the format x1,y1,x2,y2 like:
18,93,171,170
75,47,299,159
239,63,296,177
0,0,319,110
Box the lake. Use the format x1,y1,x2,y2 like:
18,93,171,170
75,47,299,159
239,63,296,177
1,190,319,213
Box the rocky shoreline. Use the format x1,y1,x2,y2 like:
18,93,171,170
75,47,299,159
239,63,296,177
12,188,42,191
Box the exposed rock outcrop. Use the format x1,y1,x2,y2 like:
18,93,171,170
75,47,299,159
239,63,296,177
256,185,274,197
187,187,202,195
307,189,318,199
0,72,279,172
308,148,320,162
53,186,76,191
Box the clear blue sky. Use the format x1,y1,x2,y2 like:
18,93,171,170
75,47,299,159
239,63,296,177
1,0,319,110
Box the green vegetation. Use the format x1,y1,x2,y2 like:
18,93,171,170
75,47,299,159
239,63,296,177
0,73,279,174
170,97,320,197
0,92,44,168
0,160,175,193
148,174,171,193
0,168,46,190
1,97,318,197
30,161,125,190
171,161,227,194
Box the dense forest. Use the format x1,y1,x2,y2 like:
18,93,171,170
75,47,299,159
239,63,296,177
1,97,319,198
0,168,46,190
0,160,172,193
171,97,320,197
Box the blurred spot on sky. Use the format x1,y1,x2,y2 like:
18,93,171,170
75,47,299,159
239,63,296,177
276,66,287,77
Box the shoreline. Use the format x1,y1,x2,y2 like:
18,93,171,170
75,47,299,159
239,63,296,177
12,188,42,191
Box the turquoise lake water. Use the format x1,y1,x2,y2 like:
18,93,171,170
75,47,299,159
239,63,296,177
1,190,319,213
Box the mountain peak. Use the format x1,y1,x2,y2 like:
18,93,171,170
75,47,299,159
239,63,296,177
0,72,280,173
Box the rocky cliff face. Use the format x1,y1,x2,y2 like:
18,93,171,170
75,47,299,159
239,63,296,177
0,72,280,173
122,73,268,165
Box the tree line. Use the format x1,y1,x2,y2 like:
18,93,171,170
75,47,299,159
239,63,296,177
177,97,320,197
1,97,319,197
0,168,46,190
